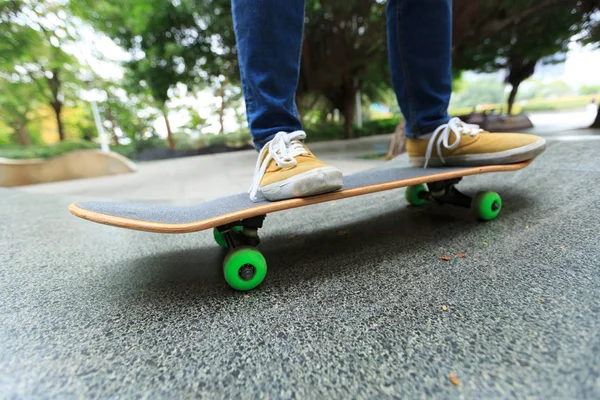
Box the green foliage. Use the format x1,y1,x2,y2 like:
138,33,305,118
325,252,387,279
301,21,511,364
2,0,596,153
455,2,598,73
0,79,43,145
1,1,85,142
358,118,402,136
99,82,161,145
196,131,252,148
453,1,599,113
521,96,596,113
303,116,402,142
69,0,238,148
0,140,99,159
580,85,600,95
449,78,506,109
70,0,233,100
299,0,389,138
519,79,574,100
110,137,166,159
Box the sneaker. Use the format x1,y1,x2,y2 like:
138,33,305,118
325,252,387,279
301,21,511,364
249,131,343,201
407,117,546,168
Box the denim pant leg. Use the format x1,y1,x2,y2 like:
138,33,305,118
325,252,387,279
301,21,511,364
232,0,305,150
386,0,453,138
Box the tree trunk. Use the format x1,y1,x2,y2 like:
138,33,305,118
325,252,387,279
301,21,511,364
342,96,355,139
592,104,600,128
106,107,120,145
163,109,175,150
51,101,65,141
13,117,32,146
218,84,225,134
46,68,65,141
82,128,93,142
386,119,406,159
507,82,520,115
505,58,536,116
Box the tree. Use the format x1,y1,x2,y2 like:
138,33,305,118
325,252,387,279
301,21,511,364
453,0,600,114
208,76,243,135
101,83,162,146
577,3,600,127
70,0,236,148
71,0,394,140
0,79,40,145
298,0,388,139
504,58,536,115
0,2,83,141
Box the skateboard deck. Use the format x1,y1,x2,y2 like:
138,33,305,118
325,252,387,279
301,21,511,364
69,160,532,233
69,159,534,291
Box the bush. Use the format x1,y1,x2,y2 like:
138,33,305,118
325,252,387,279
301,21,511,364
0,140,99,160
357,117,402,136
304,116,402,142
196,130,252,147
304,123,345,141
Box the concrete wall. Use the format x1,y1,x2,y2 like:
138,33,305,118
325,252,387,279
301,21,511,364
0,150,137,187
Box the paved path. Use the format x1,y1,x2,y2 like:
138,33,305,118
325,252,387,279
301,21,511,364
2,122,600,398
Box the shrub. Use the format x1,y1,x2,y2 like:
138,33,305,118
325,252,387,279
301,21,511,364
0,140,99,159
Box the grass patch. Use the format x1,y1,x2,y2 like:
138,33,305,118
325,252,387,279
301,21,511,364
449,95,596,116
520,95,595,113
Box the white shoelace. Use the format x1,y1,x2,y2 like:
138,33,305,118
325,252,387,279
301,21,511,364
424,117,484,168
249,131,309,201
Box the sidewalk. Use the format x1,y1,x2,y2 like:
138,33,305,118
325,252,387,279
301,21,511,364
2,132,600,398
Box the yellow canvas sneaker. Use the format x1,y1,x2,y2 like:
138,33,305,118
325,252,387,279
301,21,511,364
407,117,546,168
249,131,343,201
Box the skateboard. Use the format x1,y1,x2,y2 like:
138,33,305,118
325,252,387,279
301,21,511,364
69,159,534,291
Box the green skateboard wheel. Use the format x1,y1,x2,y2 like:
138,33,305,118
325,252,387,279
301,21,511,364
213,226,243,248
223,247,267,291
405,184,428,206
471,191,502,220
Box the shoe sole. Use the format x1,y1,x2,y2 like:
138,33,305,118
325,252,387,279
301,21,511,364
409,138,547,168
261,166,344,201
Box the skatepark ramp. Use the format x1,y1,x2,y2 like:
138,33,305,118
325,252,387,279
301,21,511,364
0,150,137,187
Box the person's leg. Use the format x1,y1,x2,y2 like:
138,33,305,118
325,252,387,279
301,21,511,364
232,0,304,150
232,0,342,201
387,0,545,167
386,0,452,138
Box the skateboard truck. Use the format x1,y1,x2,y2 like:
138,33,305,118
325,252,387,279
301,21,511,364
213,215,269,291
216,215,266,248
406,178,502,220
426,178,472,208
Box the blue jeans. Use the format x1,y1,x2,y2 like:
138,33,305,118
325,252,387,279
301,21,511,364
232,0,452,149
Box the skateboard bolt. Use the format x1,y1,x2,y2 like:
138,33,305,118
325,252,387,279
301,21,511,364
491,201,500,211
239,264,256,281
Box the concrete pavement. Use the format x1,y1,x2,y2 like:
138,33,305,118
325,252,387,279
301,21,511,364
2,121,600,398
